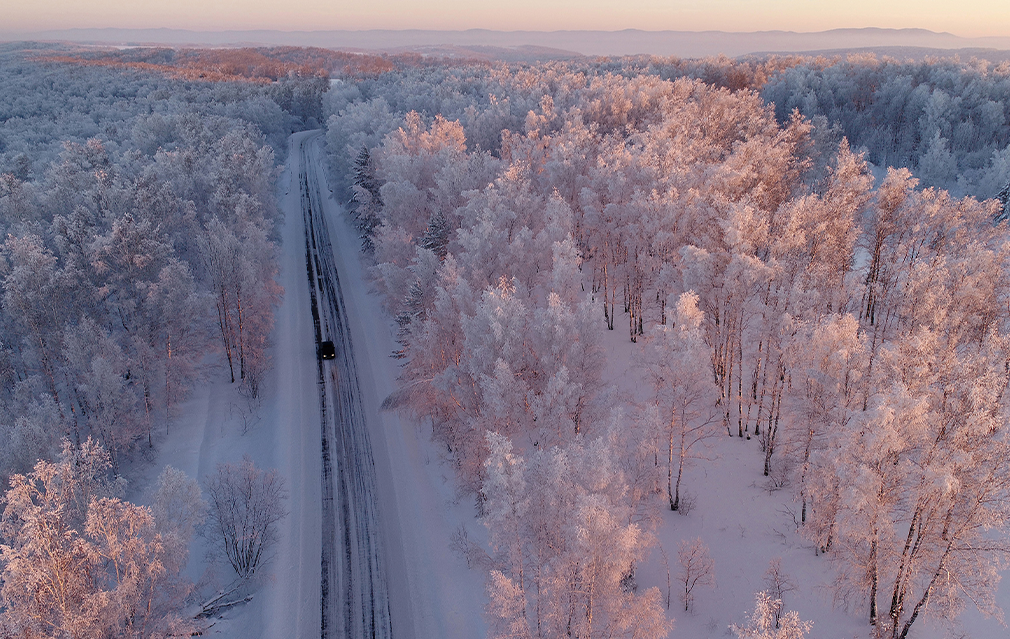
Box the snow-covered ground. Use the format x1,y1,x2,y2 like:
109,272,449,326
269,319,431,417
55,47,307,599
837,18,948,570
592,325,861,638
591,312,1010,639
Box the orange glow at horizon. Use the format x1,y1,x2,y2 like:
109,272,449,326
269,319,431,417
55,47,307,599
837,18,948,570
5,0,1010,39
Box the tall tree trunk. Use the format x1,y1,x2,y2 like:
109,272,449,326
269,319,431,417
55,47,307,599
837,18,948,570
888,508,923,633
216,290,235,383
674,430,686,512
165,333,172,432
236,286,246,381
737,319,745,438
869,534,878,625
896,542,953,639
762,370,784,476
668,421,676,510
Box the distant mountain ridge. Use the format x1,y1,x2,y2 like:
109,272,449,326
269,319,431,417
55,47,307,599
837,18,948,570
2,27,1010,58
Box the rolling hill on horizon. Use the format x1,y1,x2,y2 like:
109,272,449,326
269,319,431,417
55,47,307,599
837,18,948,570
4,26,1010,58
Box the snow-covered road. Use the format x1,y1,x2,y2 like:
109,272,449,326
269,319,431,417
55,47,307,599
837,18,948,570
244,130,488,639
305,129,490,639
296,130,393,639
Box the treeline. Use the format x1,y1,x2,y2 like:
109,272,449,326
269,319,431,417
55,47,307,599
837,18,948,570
0,49,296,636
600,53,809,92
327,60,1010,639
763,54,1010,199
0,44,319,178
50,46,332,82
77,45,480,79
0,54,285,480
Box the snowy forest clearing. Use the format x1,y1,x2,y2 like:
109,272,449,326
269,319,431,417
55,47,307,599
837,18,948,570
603,318,1010,638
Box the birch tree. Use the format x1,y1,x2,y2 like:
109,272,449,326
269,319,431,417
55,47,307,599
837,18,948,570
642,291,718,511
677,538,714,612
482,433,671,639
731,592,812,639
0,440,198,638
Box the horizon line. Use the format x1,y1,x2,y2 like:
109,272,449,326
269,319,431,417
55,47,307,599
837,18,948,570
3,26,971,37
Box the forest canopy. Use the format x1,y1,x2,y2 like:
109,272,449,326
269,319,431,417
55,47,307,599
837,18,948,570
326,54,1010,639
1,43,1010,639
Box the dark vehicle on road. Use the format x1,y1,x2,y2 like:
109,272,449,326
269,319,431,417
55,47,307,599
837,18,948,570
319,340,336,360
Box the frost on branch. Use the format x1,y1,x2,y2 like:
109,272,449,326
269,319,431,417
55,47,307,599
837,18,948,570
481,432,672,639
0,440,199,638
642,291,719,511
731,591,812,639
153,465,208,574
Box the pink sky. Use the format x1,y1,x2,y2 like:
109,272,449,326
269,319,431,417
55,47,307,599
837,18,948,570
9,0,1010,38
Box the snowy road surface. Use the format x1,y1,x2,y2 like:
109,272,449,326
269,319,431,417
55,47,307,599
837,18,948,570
148,130,488,639
255,130,487,639
296,131,393,639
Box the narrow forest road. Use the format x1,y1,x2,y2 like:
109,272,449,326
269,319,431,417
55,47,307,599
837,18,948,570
295,130,393,639
274,129,485,639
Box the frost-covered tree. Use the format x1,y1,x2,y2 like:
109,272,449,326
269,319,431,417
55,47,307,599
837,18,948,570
642,291,718,511
348,145,384,251
731,592,812,639
762,559,796,629
784,313,866,531
482,432,671,639
995,178,1010,223
0,440,199,638
827,337,1010,637
763,55,1010,197
152,465,207,574
200,200,280,398
2,234,76,425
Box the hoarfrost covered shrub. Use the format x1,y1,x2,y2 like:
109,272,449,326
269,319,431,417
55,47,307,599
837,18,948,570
731,592,812,639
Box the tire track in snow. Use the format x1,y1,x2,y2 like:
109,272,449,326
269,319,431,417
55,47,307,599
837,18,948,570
298,132,392,639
